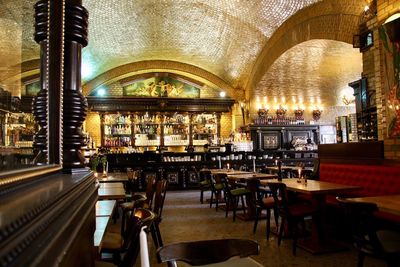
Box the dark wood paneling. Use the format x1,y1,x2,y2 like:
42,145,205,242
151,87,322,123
87,97,235,113
0,171,97,267
318,141,384,161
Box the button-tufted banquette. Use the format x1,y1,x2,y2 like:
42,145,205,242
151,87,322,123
319,163,400,197
319,162,400,223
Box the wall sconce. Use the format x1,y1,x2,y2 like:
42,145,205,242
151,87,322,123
312,109,322,121
293,108,304,120
276,105,287,118
258,108,268,117
342,95,355,105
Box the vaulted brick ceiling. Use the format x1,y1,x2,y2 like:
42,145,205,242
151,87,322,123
0,0,366,109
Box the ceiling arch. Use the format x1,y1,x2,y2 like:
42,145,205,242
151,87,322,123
246,0,365,99
82,60,241,98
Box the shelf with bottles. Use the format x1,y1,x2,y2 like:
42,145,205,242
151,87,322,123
103,136,132,147
254,116,305,126
192,114,217,144
134,133,160,147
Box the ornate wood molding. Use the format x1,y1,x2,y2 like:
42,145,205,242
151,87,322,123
87,96,235,113
0,171,96,266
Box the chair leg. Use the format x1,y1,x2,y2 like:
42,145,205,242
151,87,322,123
240,196,246,215
233,197,237,222
215,191,220,211
200,188,204,204
278,218,285,246
210,190,214,209
253,207,260,234
266,208,271,240
150,224,159,248
154,222,163,247
225,196,230,218
273,207,279,229
292,221,297,255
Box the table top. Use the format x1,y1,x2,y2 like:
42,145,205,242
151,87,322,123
199,257,263,267
349,195,400,216
98,172,128,183
265,166,313,171
260,179,361,195
98,183,126,200
209,169,251,175
228,173,277,181
96,200,116,217
94,216,111,253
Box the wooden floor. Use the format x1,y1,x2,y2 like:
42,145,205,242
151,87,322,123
124,190,386,267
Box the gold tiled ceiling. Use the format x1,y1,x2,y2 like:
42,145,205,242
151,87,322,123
0,0,38,95
82,0,321,88
253,39,362,107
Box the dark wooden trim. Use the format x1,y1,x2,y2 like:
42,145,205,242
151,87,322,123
0,171,96,267
48,0,64,164
87,96,235,113
318,141,384,160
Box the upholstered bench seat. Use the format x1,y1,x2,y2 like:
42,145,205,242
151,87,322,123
318,162,400,223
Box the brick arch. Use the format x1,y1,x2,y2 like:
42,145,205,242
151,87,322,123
246,0,364,98
82,60,241,99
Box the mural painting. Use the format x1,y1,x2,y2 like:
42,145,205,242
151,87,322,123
122,77,200,98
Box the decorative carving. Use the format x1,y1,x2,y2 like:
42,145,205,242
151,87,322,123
62,2,89,171
32,0,49,165
275,105,287,119
293,108,304,120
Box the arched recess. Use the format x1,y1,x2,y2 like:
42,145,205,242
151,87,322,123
246,0,365,98
82,60,241,99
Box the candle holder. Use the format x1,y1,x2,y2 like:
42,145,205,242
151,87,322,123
312,109,322,121
276,106,287,119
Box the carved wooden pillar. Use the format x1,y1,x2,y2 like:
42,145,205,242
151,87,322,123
33,0,49,165
62,1,89,172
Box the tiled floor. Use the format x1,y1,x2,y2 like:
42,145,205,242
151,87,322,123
136,190,387,267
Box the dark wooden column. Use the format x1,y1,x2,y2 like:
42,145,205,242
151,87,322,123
33,0,49,165
62,0,89,172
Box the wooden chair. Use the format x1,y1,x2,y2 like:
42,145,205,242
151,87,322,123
99,207,156,265
209,172,224,210
268,182,316,255
149,179,168,248
336,197,400,267
199,169,211,204
96,208,156,267
156,238,261,267
247,179,278,240
219,174,251,221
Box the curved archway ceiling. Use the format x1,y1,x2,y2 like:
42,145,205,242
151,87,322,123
254,39,362,107
82,0,321,89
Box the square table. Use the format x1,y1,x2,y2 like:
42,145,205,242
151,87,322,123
260,178,361,254
98,182,126,200
348,194,400,216
95,200,116,217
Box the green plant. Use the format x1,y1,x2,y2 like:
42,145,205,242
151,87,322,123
89,154,99,171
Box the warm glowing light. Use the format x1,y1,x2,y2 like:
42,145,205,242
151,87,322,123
281,96,286,102
364,5,369,12
385,13,400,24
219,91,226,97
97,87,106,96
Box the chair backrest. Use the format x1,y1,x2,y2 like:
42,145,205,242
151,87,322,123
119,214,142,267
210,173,225,191
335,197,383,253
246,179,262,204
144,175,157,209
156,238,259,266
120,209,157,267
153,179,168,219
199,169,211,183
126,169,140,193
267,182,289,216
